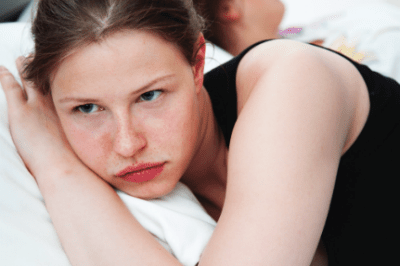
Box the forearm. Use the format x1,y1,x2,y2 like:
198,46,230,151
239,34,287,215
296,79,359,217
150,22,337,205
36,154,181,266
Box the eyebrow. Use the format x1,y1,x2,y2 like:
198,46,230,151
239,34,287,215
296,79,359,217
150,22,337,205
58,73,176,104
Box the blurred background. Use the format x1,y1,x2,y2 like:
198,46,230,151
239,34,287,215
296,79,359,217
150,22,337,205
0,0,30,22
1,0,400,23
3,0,400,77
280,0,400,29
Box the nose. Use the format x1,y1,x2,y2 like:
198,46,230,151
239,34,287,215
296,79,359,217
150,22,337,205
113,114,147,158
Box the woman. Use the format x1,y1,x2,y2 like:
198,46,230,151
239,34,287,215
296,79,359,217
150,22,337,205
0,0,399,265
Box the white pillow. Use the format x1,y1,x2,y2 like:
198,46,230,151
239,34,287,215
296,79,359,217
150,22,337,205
0,22,216,266
204,43,233,73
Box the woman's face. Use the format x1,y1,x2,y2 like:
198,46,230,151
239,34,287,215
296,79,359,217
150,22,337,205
51,30,204,199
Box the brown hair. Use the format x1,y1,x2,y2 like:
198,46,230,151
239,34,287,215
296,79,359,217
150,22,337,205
23,0,205,95
192,0,223,46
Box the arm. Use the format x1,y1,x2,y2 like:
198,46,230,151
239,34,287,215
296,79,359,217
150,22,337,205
198,40,360,265
36,155,180,266
0,38,361,266
0,63,181,266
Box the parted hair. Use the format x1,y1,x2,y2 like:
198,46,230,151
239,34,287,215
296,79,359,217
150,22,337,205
23,0,205,94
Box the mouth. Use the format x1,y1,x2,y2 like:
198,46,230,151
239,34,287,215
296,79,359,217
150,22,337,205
116,162,165,183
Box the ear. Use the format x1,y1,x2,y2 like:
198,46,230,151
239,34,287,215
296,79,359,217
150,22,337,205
192,33,206,94
217,0,242,23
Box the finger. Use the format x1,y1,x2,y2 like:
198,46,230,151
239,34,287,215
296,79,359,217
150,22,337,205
16,56,37,102
0,65,27,108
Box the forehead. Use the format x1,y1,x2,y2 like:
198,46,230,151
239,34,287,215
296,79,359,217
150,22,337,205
51,30,190,97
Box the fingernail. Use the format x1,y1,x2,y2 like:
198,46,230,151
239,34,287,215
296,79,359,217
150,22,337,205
0,65,7,72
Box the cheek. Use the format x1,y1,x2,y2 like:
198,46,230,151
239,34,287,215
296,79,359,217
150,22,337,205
59,116,112,172
140,91,197,158
155,94,200,155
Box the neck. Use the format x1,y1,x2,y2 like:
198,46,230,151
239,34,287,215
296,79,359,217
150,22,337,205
181,87,227,211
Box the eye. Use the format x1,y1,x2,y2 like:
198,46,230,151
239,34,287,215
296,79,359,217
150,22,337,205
76,104,102,114
140,90,162,102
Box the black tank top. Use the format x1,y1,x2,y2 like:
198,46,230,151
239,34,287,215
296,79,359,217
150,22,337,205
204,40,400,265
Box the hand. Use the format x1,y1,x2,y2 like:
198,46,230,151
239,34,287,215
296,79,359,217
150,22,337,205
0,57,75,178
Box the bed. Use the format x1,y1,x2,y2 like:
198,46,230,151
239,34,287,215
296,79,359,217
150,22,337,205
1,0,400,265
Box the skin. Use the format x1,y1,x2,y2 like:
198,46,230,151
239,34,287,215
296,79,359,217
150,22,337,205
213,0,285,55
0,29,370,265
51,30,210,199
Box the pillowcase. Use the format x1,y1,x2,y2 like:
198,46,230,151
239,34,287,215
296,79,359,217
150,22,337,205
204,43,233,73
0,22,216,266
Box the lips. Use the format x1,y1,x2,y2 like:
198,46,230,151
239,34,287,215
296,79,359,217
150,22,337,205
116,162,165,183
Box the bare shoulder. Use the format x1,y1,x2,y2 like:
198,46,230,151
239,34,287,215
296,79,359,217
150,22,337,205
236,38,362,79
235,39,368,114
235,39,369,154
236,39,313,87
